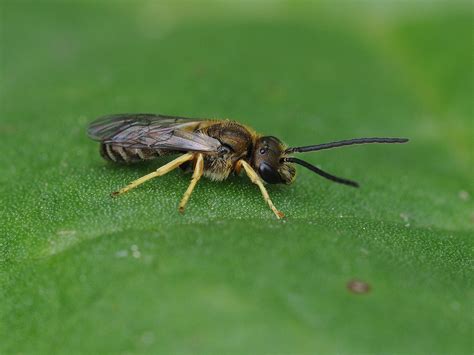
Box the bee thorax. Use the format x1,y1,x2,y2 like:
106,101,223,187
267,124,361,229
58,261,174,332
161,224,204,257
202,156,234,181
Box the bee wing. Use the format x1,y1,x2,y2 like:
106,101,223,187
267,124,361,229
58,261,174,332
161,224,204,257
87,113,221,152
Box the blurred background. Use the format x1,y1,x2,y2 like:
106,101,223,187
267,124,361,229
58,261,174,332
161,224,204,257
1,1,472,354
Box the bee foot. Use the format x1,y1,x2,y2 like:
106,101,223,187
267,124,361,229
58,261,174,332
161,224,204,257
276,210,285,219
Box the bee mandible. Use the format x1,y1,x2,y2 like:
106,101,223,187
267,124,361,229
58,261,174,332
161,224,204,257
87,114,408,219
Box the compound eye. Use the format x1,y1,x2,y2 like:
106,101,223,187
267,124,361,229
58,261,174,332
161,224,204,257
258,162,283,184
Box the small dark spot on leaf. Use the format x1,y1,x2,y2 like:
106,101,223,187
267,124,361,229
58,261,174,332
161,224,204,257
347,279,371,294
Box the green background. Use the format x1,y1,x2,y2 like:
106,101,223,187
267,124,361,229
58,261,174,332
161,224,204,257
1,1,472,353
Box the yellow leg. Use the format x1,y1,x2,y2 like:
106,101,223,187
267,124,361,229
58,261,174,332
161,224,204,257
179,153,204,213
112,153,194,196
238,160,285,219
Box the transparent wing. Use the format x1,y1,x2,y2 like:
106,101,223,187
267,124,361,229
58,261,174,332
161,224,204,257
87,113,221,152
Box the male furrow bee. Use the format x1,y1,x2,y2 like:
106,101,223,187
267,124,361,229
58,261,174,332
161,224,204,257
87,113,408,219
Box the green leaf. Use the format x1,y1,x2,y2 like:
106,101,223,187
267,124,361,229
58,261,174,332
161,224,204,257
1,1,472,354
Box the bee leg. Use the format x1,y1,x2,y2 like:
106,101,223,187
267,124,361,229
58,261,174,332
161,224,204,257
112,153,194,196
237,160,285,219
179,153,204,213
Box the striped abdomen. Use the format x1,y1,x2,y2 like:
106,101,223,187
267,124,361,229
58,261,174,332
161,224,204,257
100,143,167,163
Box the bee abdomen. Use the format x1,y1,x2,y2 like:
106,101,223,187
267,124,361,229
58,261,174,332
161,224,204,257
99,143,163,163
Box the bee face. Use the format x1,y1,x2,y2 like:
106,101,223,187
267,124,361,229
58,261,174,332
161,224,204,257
253,136,296,184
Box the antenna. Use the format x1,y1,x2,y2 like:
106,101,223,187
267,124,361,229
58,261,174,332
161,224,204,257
285,137,409,154
283,157,359,188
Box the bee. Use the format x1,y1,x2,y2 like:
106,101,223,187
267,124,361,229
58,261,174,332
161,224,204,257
87,113,408,219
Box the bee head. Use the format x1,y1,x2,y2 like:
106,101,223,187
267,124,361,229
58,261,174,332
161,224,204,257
253,136,296,184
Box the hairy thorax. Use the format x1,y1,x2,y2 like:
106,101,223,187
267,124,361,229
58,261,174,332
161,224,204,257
198,121,256,181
